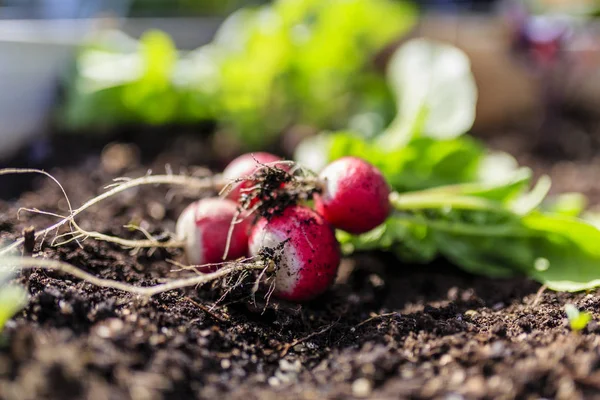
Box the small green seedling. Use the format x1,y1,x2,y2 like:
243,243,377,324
565,304,592,332
0,258,28,331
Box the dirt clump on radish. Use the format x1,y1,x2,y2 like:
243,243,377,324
222,155,321,221
223,152,286,203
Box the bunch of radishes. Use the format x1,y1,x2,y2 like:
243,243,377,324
175,153,391,302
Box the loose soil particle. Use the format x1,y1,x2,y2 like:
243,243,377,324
1,131,600,400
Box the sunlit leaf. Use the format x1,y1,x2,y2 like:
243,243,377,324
378,38,477,147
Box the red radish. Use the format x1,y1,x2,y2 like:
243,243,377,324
222,152,285,203
249,206,340,301
176,198,249,269
314,156,391,234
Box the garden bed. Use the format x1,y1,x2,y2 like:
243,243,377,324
1,129,600,399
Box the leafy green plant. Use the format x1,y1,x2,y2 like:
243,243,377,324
338,184,600,291
293,37,600,292
565,304,592,332
62,0,417,147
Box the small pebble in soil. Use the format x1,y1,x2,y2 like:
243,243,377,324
484,341,508,360
58,300,73,315
268,376,280,387
94,318,124,339
439,354,453,366
101,142,140,174
351,378,373,398
147,201,166,220
279,359,301,373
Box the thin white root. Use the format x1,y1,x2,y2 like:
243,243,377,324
0,256,266,298
218,176,254,198
18,208,68,220
1,168,77,247
0,168,74,218
18,209,183,250
53,219,185,249
223,209,250,261
169,256,260,273
53,229,185,249
0,173,226,256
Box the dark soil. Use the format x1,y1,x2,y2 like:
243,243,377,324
1,130,600,400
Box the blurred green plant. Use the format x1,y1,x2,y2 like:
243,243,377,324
0,264,27,331
565,304,592,332
128,0,268,17
522,0,599,16
62,0,417,147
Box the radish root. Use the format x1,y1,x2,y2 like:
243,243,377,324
0,256,266,298
0,172,226,255
0,164,315,303
51,219,185,250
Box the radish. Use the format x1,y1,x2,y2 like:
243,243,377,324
176,198,250,268
222,152,285,203
314,156,391,234
248,205,340,301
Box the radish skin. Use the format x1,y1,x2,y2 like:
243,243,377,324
176,198,249,269
315,156,391,234
222,152,284,202
249,206,340,301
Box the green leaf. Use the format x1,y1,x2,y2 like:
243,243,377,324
428,210,600,292
421,209,600,291
541,193,588,217
510,175,552,215
337,217,437,263
521,213,600,291
477,151,521,185
570,313,592,331
564,304,592,332
378,38,478,147
301,131,487,191
0,285,27,331
121,30,179,124
432,229,532,277
342,178,600,293
412,166,532,204
138,30,177,82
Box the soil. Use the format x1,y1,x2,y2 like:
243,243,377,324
1,128,600,400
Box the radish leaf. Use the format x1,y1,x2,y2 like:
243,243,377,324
378,39,478,147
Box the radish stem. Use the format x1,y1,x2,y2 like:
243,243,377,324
389,191,509,213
